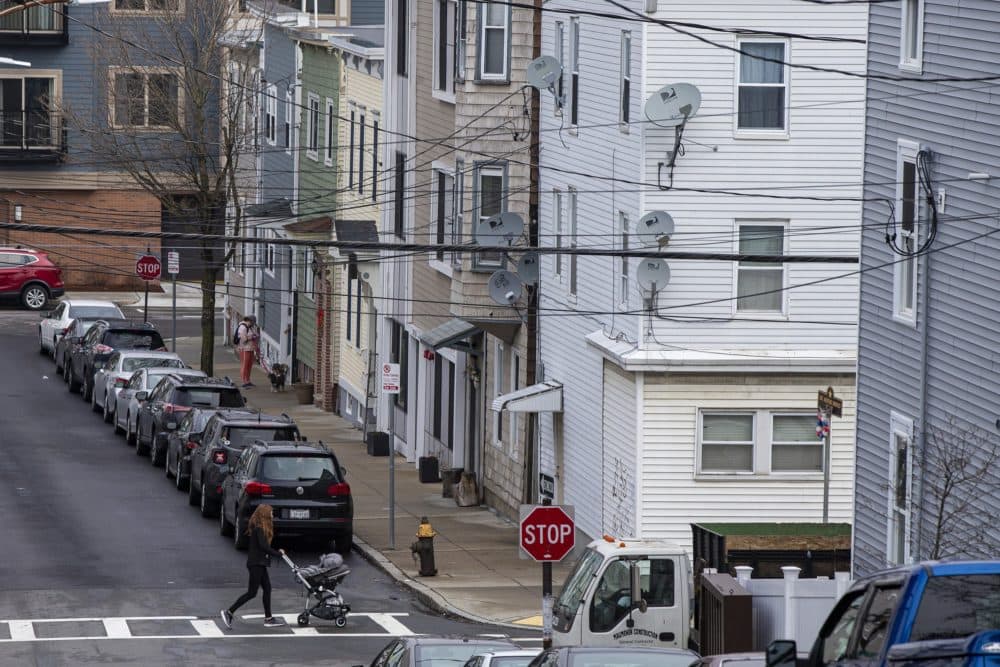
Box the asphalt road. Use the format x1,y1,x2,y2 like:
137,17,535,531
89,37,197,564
0,309,538,666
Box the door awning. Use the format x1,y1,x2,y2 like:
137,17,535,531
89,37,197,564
491,381,563,413
420,318,480,351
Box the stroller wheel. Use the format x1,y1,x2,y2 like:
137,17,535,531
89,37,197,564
297,613,309,627
334,616,347,628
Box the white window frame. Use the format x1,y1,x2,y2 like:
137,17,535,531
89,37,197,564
569,17,580,129
109,67,182,130
734,220,788,316
697,409,825,478
887,412,914,566
477,2,510,82
306,92,320,160
324,97,335,166
900,0,924,73
453,158,464,267
770,413,825,474
348,102,357,190
619,30,631,131
619,210,629,304
284,89,294,155
263,229,276,278
371,111,381,202
492,340,505,446
430,162,457,277
264,83,277,146
358,107,366,195
568,186,578,297
553,21,565,117
433,0,457,102
893,139,920,326
698,411,757,475
553,189,563,280
734,38,790,139
472,162,506,269
304,247,315,298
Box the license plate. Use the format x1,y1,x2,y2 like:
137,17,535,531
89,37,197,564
289,509,310,519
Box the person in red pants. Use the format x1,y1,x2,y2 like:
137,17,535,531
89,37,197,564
235,315,259,388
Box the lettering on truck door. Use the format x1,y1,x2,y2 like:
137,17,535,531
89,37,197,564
586,557,682,648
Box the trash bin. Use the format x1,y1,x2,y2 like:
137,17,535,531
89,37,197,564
366,431,390,457
418,456,439,483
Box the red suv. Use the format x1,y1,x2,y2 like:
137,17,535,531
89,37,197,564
0,247,64,310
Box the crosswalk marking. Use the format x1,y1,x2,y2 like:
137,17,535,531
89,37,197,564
8,621,35,642
102,618,132,639
190,619,225,637
241,614,319,635
365,613,415,636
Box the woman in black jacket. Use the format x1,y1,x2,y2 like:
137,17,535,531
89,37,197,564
221,504,285,629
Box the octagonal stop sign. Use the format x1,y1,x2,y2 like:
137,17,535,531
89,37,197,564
135,253,161,281
520,505,575,562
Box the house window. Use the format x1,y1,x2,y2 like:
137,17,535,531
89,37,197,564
900,0,923,71
111,70,179,128
492,340,505,444
358,109,366,195
394,151,406,239
553,189,563,278
478,2,510,81
0,3,62,32
736,224,785,312
396,0,408,77
304,247,315,297
700,410,825,475
701,413,755,473
264,84,277,145
894,140,920,323
0,75,58,148
888,413,913,566
453,158,464,266
568,187,578,295
346,262,356,344
284,89,293,152
454,0,467,83
619,211,629,303
263,229,276,275
371,114,380,201
569,17,580,126
324,98,334,166
737,40,787,132
619,31,631,128
433,356,444,440
433,0,457,97
473,163,505,268
306,93,319,158
432,168,455,262
348,105,356,189
771,414,822,472
113,0,179,11
553,21,565,115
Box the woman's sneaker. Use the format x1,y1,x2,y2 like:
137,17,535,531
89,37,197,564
263,617,285,628
220,610,233,630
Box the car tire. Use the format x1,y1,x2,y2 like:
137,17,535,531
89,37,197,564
187,471,200,506
55,352,63,375
39,332,47,355
82,374,93,402
165,451,175,479
219,501,234,537
51,337,57,359
113,414,124,435
21,284,48,311
175,460,188,492
199,481,217,518
233,515,248,551
126,415,137,447
91,386,101,413
103,398,114,424
136,431,150,457
334,532,353,556
151,435,166,467
67,367,80,394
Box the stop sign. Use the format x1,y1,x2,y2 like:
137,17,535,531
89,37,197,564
135,254,161,281
520,505,575,562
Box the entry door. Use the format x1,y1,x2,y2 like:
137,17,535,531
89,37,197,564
586,557,684,648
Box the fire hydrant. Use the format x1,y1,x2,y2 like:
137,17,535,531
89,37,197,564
411,516,437,576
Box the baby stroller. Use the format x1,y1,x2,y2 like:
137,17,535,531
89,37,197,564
282,552,351,627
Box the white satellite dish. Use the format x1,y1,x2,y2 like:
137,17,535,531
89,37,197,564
644,83,702,128
636,258,671,291
516,251,539,285
527,55,562,92
636,211,675,247
488,269,523,305
476,211,524,246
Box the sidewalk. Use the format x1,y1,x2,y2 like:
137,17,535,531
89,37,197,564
63,281,223,310
175,337,574,628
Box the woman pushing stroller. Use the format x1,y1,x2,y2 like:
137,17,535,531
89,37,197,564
221,505,286,629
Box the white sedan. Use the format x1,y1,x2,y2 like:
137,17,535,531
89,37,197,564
94,350,186,422
38,299,124,356
114,367,207,445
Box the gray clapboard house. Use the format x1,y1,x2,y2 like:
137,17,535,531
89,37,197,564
854,0,1000,575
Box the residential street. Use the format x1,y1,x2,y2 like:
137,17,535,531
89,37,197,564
0,309,536,666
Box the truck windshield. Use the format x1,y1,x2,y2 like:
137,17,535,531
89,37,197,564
910,574,1000,642
555,547,603,618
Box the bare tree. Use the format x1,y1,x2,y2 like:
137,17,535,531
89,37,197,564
65,0,265,375
919,416,1000,560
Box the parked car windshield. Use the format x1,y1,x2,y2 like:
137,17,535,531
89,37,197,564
909,574,1000,641
555,547,603,619
123,357,183,372
224,427,298,448
260,455,336,482
174,388,244,408
568,650,699,667
72,306,123,319
105,331,165,350
414,645,512,667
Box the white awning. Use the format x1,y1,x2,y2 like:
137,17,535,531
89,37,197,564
491,381,563,413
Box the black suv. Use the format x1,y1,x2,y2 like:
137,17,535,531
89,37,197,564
219,440,352,554
164,406,218,492
135,374,245,460
188,409,300,519
67,319,165,399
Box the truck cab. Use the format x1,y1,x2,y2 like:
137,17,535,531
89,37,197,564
552,537,691,649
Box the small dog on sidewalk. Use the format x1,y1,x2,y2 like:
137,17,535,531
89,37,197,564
267,363,288,392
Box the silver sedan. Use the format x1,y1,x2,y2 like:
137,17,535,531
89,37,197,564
94,350,186,422
114,367,206,445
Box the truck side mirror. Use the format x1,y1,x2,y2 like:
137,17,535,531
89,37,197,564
766,640,798,667
630,561,648,614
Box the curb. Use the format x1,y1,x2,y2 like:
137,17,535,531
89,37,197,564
350,535,536,632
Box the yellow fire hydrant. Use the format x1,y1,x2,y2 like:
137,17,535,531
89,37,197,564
411,516,437,577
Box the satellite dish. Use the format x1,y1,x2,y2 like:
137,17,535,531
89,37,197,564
636,211,675,247
527,55,562,92
476,211,524,246
516,251,539,285
644,83,702,128
636,258,671,291
488,269,523,305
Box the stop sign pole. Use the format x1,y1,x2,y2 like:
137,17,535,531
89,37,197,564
520,501,574,649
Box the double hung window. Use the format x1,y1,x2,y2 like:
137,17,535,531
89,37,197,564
737,41,787,132
478,2,510,81
736,224,785,313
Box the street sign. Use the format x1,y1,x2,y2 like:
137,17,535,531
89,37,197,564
539,473,555,500
167,250,180,275
135,253,161,281
381,363,401,394
520,505,575,562
817,386,843,417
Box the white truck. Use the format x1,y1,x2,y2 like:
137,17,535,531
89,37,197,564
551,537,692,649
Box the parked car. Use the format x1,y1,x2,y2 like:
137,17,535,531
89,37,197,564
0,246,64,311
527,647,700,667
38,299,123,356
219,440,352,553
94,350,185,420
359,637,519,667
135,375,244,460
164,407,218,492
188,409,300,519
462,650,539,667
55,318,100,377
66,319,166,399
115,367,207,445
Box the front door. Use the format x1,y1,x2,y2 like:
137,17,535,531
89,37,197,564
585,557,685,648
